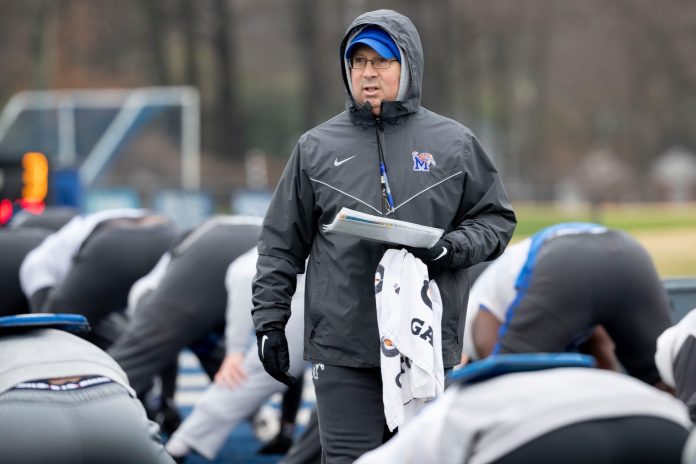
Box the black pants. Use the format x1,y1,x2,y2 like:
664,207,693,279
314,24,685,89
0,228,51,316
497,230,673,385
107,222,260,396
494,416,689,464
312,364,394,464
41,222,177,328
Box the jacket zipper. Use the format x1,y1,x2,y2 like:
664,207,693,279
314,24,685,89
375,117,395,216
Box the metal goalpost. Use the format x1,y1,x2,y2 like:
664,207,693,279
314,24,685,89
0,86,201,190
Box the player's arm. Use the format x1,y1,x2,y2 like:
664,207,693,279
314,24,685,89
579,325,622,372
472,305,502,358
214,352,247,389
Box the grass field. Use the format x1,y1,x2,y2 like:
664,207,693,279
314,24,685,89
511,202,696,277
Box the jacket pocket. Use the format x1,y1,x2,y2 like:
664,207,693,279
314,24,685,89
305,255,326,338
439,268,468,348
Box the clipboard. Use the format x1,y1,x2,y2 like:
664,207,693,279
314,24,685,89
322,207,443,248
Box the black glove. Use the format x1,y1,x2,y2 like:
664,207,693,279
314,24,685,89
408,239,453,277
257,329,297,386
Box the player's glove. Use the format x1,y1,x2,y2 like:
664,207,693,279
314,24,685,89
257,329,297,386
408,238,453,277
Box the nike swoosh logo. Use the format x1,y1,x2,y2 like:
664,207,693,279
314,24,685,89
261,335,269,359
334,155,356,166
432,246,448,261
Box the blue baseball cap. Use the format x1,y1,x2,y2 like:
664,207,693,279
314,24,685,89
345,26,401,62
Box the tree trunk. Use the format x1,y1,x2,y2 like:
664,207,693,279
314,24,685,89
28,0,52,89
139,0,170,85
180,0,198,86
293,0,327,128
212,0,246,157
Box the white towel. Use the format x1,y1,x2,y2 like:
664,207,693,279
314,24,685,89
375,248,445,431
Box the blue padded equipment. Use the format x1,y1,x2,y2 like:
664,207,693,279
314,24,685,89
0,313,90,334
449,353,596,386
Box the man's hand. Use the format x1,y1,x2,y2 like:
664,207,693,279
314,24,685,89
408,239,453,277
214,352,247,389
257,329,297,386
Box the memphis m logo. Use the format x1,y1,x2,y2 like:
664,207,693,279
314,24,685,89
412,151,436,172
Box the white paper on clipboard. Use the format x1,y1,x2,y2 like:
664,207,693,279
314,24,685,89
321,207,443,248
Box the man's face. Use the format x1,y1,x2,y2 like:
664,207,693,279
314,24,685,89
350,45,401,117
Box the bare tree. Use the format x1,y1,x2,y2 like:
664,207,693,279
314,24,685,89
180,0,199,86
211,0,246,157
138,0,171,85
2,0,696,202
27,0,53,89
291,0,331,128
416,0,457,116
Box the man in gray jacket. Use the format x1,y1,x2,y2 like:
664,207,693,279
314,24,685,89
252,9,516,462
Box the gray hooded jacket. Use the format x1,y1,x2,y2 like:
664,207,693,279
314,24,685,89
252,9,516,368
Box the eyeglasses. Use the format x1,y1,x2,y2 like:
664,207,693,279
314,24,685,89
349,57,397,69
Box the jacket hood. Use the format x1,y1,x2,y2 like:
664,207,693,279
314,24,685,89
340,9,423,124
